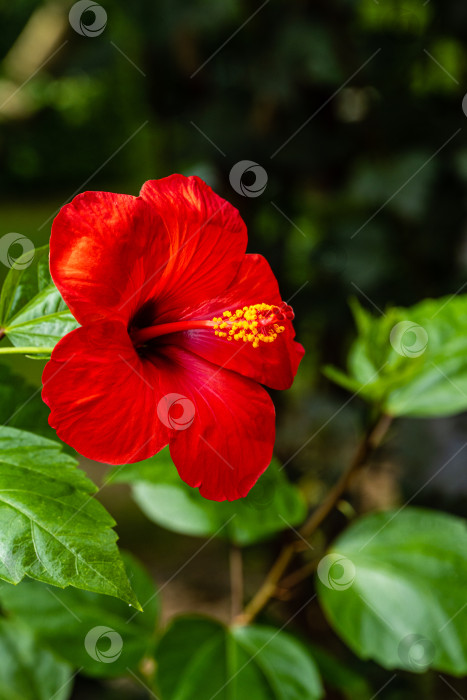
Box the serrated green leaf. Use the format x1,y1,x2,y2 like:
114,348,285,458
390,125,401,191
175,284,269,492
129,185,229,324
157,616,323,700
326,295,467,417
0,552,158,678
0,426,140,609
316,507,467,675
0,426,93,491
0,618,72,700
0,245,78,350
322,365,362,394
110,449,307,545
349,297,372,336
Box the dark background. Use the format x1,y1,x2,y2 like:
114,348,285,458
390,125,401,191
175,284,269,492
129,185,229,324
1,1,467,698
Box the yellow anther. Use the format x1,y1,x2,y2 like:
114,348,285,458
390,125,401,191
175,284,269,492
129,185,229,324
209,303,291,348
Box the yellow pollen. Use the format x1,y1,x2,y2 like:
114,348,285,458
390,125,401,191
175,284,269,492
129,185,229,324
210,303,292,348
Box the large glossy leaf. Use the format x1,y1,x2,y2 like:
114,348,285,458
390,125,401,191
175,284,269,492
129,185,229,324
110,449,307,545
316,507,467,675
157,616,323,700
325,296,467,416
0,426,140,609
0,552,158,678
0,245,77,350
0,618,72,700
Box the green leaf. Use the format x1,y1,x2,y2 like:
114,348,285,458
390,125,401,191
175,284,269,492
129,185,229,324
0,245,78,350
0,363,58,442
307,644,373,700
325,295,467,417
0,618,72,700
0,552,158,678
0,426,140,609
110,449,307,545
157,616,323,700
316,507,467,675
306,644,372,700
322,365,361,395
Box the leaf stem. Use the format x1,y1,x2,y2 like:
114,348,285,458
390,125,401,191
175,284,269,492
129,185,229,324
235,413,393,625
0,346,53,355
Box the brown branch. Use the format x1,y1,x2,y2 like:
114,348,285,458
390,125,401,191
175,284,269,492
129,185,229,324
229,545,244,621
279,559,320,591
235,413,393,626
300,413,392,538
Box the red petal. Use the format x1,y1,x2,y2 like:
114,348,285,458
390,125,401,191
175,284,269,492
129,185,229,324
139,175,247,322
51,176,247,328
153,345,275,501
168,254,305,390
42,322,169,463
42,324,274,501
50,191,168,325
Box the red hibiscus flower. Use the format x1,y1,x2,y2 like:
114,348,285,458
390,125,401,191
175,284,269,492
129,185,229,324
42,175,304,501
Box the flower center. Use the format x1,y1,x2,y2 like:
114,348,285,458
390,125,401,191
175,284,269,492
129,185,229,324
130,302,294,348
212,302,293,348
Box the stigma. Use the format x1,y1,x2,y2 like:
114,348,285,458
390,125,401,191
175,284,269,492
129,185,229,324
211,302,294,348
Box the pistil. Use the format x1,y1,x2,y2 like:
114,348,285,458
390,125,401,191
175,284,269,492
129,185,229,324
131,302,294,349
131,320,212,346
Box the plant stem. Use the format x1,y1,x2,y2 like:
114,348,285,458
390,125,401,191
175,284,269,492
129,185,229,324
300,412,392,538
236,413,393,625
279,559,320,591
230,545,244,621
0,346,53,355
